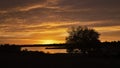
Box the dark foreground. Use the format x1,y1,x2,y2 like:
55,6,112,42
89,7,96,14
0,53,120,68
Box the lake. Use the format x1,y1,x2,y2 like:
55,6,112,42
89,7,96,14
21,47,67,54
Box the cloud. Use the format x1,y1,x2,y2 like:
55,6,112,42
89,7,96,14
0,0,120,44
100,31,120,41
89,20,120,27
0,0,46,10
0,0,120,25
57,0,120,9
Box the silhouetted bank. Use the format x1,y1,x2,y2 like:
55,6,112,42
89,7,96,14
1,53,120,68
1,41,120,68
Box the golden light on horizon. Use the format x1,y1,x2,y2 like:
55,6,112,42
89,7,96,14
40,40,60,44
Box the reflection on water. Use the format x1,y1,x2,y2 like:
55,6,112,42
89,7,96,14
21,47,67,54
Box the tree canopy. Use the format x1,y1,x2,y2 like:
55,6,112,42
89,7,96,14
66,26,100,53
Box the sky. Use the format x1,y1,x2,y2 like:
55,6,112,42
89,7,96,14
0,0,120,44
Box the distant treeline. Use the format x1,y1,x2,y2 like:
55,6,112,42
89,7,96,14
98,41,120,56
0,44,21,53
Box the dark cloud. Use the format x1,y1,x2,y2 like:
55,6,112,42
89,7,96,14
0,0,120,25
89,20,120,27
50,0,120,22
57,0,120,9
0,0,46,10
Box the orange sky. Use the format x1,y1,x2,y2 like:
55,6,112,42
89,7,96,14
0,0,120,44
0,22,120,44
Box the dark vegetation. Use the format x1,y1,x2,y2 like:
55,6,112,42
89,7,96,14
66,26,100,54
0,26,120,68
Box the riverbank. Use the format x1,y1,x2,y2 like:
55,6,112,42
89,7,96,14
0,53,120,68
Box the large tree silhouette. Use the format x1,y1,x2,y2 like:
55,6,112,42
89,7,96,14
66,26,100,54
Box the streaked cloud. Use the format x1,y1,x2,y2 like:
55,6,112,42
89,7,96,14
0,0,120,44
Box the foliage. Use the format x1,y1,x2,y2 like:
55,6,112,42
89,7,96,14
66,26,100,54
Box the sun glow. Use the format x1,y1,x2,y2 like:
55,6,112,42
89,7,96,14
41,40,58,44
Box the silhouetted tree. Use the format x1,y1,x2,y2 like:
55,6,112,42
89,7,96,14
66,26,100,54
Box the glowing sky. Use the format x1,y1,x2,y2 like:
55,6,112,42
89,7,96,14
0,0,120,44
